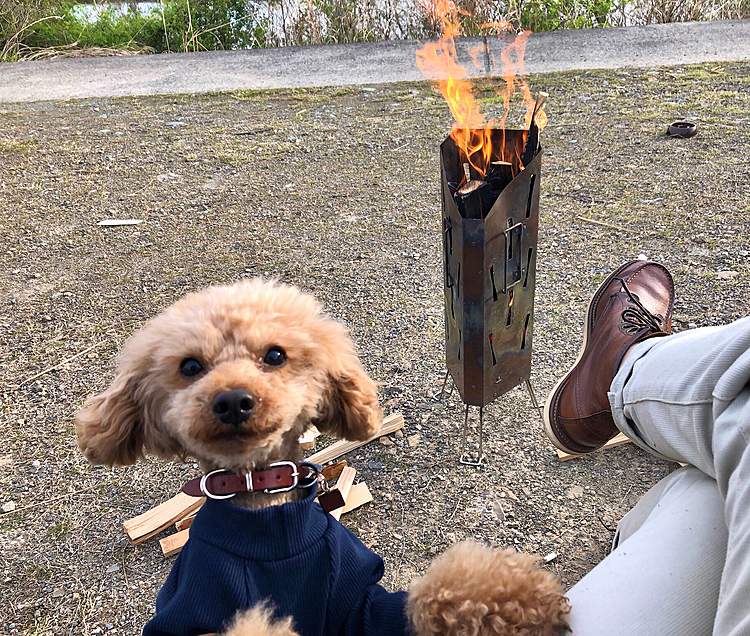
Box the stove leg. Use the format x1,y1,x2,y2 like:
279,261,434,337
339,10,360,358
459,405,484,466
525,378,544,423
432,369,454,402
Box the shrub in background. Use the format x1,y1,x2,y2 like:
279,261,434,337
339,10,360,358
511,0,615,29
24,1,152,49
15,0,269,55
0,0,59,60
146,0,269,52
3,0,750,60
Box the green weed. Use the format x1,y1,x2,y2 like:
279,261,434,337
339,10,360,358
26,564,52,580
50,517,71,538
0,137,35,152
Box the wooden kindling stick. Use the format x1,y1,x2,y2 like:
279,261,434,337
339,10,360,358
556,432,630,461
123,492,205,545
340,482,373,514
175,513,197,532
307,412,404,465
299,426,320,451
330,467,356,522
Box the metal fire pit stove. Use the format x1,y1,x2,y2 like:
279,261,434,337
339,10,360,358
436,127,543,465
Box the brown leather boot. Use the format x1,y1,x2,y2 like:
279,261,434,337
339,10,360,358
543,260,675,454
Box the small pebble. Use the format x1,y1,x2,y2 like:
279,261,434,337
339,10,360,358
717,270,738,280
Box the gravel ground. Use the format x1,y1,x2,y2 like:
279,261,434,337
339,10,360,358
1,62,749,635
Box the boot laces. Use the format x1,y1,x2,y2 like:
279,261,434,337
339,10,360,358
615,277,665,335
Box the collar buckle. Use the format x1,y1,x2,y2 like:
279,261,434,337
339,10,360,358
200,469,236,500
263,461,299,494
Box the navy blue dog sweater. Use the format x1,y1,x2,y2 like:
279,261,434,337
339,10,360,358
143,485,408,636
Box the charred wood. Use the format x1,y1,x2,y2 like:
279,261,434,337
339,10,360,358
454,179,495,219
521,92,547,166
487,161,514,196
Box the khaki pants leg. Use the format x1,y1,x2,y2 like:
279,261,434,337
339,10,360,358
567,316,750,635
566,467,727,636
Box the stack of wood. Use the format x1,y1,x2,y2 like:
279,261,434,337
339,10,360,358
123,412,405,557
556,432,630,461
452,92,548,221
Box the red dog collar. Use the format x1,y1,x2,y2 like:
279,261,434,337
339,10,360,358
183,461,313,499
182,461,346,514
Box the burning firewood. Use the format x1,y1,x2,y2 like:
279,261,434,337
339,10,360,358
486,161,515,195
446,94,548,221
416,2,550,463
454,179,494,219
522,92,548,167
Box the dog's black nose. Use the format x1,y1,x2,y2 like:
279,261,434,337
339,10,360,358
212,390,256,427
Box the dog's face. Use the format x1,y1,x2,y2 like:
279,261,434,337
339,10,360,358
75,279,382,471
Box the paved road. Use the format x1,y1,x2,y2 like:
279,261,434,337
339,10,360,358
2,19,750,102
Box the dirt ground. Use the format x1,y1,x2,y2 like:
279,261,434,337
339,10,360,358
1,61,749,635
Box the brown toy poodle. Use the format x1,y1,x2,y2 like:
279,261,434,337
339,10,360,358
76,278,569,636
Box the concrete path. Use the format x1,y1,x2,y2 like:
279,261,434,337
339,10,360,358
2,19,750,102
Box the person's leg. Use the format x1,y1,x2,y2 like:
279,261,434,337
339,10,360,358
610,316,750,473
712,386,750,635
566,467,727,636
542,257,750,635
544,259,676,455
610,318,750,636
604,318,750,635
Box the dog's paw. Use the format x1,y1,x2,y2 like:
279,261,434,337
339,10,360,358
219,604,300,636
407,541,570,636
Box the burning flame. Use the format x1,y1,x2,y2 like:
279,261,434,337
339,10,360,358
415,1,546,179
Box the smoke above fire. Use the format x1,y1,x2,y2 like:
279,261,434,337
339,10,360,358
415,1,547,177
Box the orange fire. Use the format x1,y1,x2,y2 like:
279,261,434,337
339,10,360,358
415,1,546,180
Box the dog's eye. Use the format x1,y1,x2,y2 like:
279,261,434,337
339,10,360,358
263,347,286,367
179,358,204,378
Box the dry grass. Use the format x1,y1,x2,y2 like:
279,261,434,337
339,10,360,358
16,41,155,60
612,0,750,23
0,0,59,61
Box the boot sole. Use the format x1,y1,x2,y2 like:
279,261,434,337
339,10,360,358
542,260,641,454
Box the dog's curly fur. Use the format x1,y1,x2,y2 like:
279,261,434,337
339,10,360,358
408,542,570,636
219,603,300,636
76,279,381,506
76,278,570,634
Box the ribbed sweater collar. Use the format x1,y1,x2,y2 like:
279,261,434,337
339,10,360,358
189,484,329,561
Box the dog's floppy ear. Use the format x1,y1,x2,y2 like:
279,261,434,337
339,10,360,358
75,364,146,466
312,320,382,442
75,336,176,466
